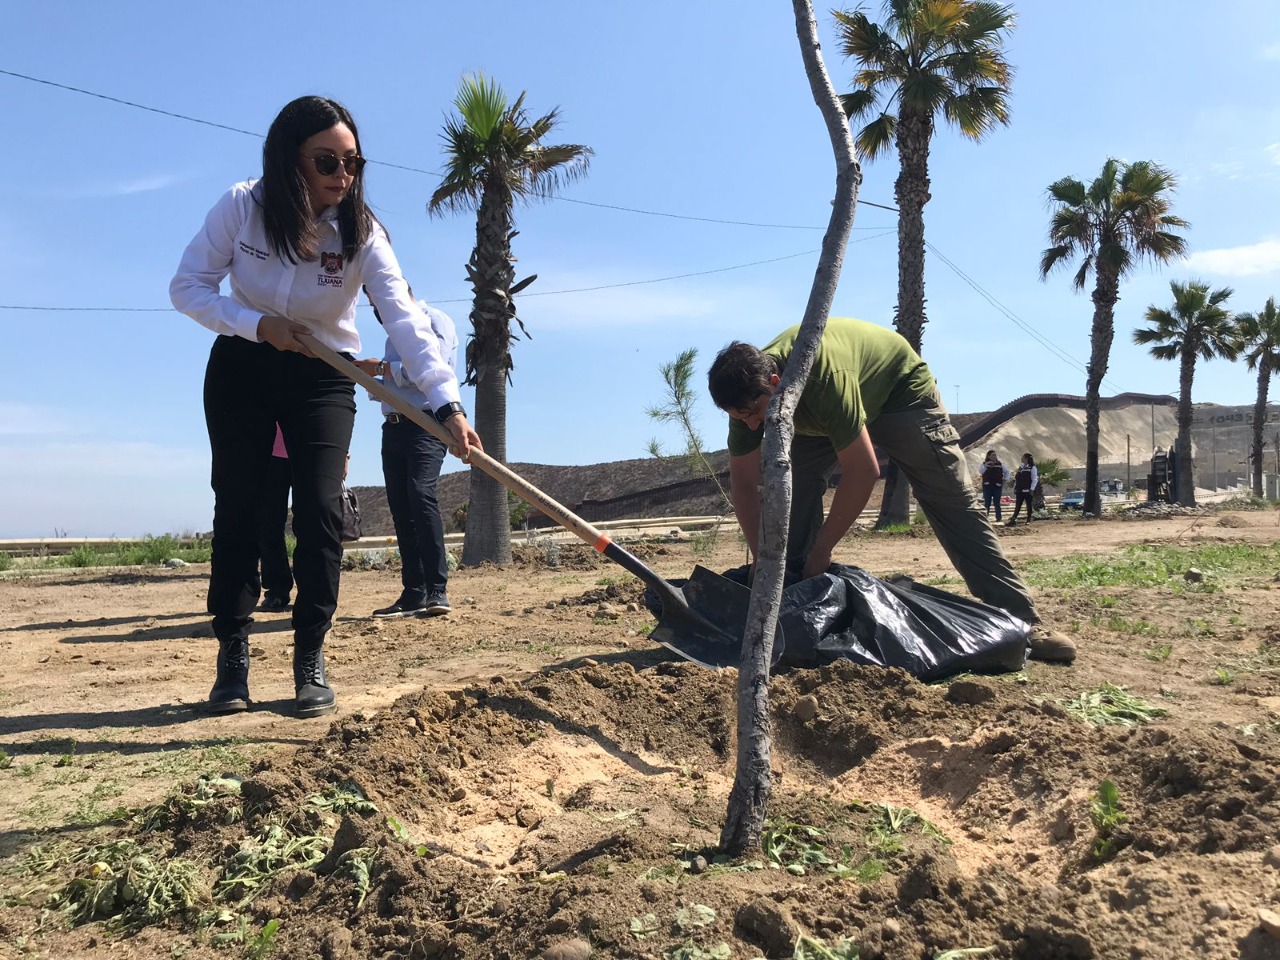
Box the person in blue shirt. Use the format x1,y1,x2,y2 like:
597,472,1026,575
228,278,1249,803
355,299,459,618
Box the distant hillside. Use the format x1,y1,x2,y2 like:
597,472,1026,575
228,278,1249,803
353,452,734,538
352,397,1280,537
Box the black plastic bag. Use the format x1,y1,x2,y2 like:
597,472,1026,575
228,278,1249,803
775,564,1027,680
644,563,1027,680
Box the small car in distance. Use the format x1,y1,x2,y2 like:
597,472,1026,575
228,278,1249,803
1060,490,1086,511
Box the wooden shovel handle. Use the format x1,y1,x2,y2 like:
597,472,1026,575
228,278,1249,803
298,334,614,553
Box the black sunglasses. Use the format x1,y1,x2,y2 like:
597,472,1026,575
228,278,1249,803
303,153,366,177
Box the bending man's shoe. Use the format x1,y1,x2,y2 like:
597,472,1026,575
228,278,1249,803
293,645,337,718
1027,625,1077,664
208,637,250,713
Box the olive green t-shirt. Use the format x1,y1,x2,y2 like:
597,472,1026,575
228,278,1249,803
726,317,936,455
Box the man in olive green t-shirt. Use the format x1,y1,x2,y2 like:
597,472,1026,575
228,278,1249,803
707,317,1076,664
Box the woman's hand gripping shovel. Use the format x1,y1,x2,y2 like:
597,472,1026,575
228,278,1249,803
299,334,750,668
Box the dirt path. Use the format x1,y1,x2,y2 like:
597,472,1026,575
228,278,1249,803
3,508,1280,959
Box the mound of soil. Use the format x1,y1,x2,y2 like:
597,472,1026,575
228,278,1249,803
8,659,1280,959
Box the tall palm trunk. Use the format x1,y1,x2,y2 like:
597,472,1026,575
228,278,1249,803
461,183,515,567
876,109,933,529
1252,355,1271,497
1083,267,1120,516
1176,350,1196,507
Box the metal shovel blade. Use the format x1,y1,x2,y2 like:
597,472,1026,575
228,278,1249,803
649,564,752,669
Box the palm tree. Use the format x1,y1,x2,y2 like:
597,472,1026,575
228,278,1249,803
1132,281,1240,506
429,74,591,566
834,0,1015,527
1039,159,1188,514
1236,297,1280,497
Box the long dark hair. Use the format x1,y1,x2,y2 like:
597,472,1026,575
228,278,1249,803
258,96,375,263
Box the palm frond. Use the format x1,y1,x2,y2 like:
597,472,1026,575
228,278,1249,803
899,71,952,113
841,87,881,120
943,85,1011,137
958,1,1017,42
855,112,897,159
454,73,510,140
1045,176,1087,207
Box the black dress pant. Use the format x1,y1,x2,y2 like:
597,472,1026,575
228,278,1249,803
204,336,355,651
256,454,294,598
381,418,449,604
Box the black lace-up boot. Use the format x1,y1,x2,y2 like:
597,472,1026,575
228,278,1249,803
293,642,337,718
207,637,250,713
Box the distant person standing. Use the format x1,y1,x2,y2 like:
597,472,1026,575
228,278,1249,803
257,423,293,612
355,300,458,619
979,450,1009,523
1007,453,1038,526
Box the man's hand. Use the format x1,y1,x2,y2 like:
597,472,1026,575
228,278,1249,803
444,415,482,461
352,358,382,376
257,316,314,356
802,548,833,581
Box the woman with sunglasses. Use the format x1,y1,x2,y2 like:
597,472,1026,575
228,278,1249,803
171,95,480,718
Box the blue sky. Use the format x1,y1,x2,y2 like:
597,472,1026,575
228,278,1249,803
4,1,1280,537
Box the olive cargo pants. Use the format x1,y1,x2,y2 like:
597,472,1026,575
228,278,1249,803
787,390,1039,624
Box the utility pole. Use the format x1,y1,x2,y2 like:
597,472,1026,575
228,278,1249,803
954,385,959,414
1150,404,1156,454
1212,419,1218,492
1126,434,1131,492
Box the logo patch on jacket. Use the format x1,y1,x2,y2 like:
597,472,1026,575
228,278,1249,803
317,251,344,287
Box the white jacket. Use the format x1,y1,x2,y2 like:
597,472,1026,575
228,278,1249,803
170,180,460,411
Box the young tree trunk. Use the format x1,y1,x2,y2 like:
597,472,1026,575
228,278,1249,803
461,189,516,567
1082,269,1119,515
1177,350,1196,507
1252,356,1270,498
720,0,861,857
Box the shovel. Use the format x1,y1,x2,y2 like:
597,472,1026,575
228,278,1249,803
299,334,751,668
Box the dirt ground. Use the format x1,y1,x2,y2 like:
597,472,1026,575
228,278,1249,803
3,507,1280,959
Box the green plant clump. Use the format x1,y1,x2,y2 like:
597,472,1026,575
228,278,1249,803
52,839,208,929
1090,779,1128,860
1061,684,1168,726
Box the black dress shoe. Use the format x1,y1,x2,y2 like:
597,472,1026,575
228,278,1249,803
372,598,425,618
260,593,291,612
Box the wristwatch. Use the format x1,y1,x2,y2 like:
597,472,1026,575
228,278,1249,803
375,360,387,377
434,401,466,423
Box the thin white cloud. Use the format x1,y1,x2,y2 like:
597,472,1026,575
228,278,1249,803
0,402,77,436
1267,142,1280,166
36,172,192,200
1186,238,1280,277
1261,42,1280,61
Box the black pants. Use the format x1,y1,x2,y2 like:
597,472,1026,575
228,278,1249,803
1012,489,1034,522
204,337,355,651
256,455,293,598
382,418,448,603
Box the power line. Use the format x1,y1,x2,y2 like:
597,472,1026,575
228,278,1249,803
0,233,896,314
2,68,899,225
926,241,1129,395
551,195,896,225
3,67,1143,394
0,69,262,139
